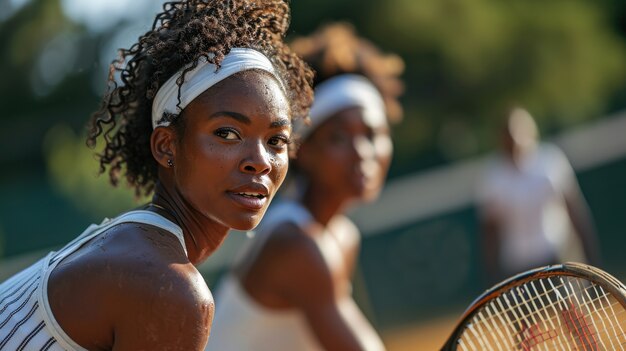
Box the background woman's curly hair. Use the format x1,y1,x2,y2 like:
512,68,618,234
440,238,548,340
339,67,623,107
290,22,405,124
87,0,314,196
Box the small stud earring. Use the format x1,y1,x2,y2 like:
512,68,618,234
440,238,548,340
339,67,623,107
167,159,174,167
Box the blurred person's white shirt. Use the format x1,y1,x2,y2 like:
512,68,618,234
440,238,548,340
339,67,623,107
478,142,578,275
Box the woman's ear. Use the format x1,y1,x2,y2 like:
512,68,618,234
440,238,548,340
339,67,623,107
151,126,177,168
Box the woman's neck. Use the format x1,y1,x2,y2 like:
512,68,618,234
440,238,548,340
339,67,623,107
150,181,230,265
301,184,351,227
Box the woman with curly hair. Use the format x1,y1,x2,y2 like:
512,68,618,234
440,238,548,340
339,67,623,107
207,22,404,351
0,0,313,350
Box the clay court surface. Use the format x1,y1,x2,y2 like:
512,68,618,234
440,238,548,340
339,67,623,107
382,315,458,351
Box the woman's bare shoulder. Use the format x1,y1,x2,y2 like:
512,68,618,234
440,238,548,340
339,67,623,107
263,221,325,260
83,221,210,303
331,215,360,243
259,221,332,285
48,222,213,349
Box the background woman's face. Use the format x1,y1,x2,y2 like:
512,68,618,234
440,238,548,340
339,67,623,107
298,107,393,202
173,70,291,231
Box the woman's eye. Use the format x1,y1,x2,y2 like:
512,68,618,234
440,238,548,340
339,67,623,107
328,130,349,145
268,135,291,148
215,129,239,140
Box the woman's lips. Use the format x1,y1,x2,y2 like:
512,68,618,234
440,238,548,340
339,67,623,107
227,191,268,210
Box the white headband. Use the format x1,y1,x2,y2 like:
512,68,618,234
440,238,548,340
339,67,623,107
151,48,281,129
295,74,387,140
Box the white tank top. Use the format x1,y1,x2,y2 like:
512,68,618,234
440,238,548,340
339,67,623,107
0,210,185,351
206,200,323,351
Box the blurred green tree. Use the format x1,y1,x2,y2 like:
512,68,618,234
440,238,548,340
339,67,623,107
359,0,626,173
43,124,147,217
0,0,102,172
1,0,153,221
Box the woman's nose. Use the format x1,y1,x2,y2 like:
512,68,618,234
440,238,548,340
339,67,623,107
240,140,272,175
352,135,375,160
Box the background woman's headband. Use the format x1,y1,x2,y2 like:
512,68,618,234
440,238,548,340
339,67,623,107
152,48,281,129
295,74,387,141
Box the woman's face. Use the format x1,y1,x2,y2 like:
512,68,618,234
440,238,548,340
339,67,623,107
298,107,393,203
173,70,291,231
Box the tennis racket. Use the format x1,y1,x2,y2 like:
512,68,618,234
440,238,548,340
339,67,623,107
441,262,626,351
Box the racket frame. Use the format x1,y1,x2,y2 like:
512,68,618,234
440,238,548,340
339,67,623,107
441,262,626,351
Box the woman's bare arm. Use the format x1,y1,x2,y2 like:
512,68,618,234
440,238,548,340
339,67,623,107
267,226,385,351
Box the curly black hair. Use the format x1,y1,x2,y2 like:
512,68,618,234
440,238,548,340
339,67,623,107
87,0,314,196
290,22,404,124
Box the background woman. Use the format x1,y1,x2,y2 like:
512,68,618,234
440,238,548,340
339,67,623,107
0,0,313,350
207,22,404,351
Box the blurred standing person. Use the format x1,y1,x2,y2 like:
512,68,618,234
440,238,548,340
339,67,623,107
207,23,404,351
0,0,313,350
478,107,601,284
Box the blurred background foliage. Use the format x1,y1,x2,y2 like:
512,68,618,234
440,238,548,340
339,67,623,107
0,0,625,256
2,0,626,181
43,124,147,217
293,0,626,173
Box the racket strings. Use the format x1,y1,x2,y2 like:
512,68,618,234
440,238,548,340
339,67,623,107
474,278,614,331
470,303,625,350
574,278,626,350
463,307,626,351
506,279,625,350
457,276,626,351
477,278,620,330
